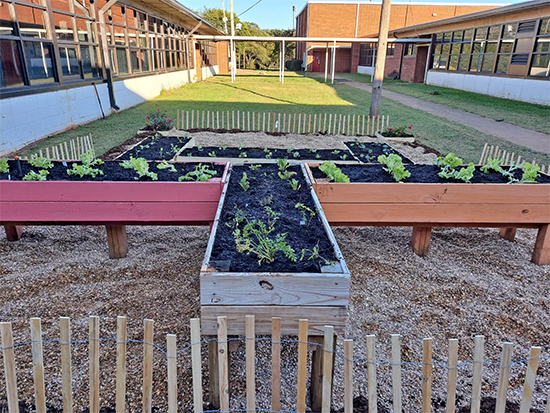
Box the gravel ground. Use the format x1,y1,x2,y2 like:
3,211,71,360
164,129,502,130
1,131,548,412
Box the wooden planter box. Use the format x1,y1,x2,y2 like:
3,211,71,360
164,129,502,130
0,163,229,258
304,164,550,265
200,164,350,336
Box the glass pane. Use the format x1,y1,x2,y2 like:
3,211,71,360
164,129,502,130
443,32,452,42
488,26,500,40
475,27,487,40
435,33,443,42
114,25,125,46
535,38,550,53
23,41,56,84
496,55,509,74
473,42,482,54
438,55,447,70
499,42,513,53
139,13,146,30
59,46,80,76
434,44,441,54
166,51,172,68
539,18,550,35
148,17,155,32
81,45,99,78
451,44,461,54
530,54,550,76
461,43,471,54
76,18,93,42
128,29,137,47
469,54,482,72
53,12,73,41
141,49,149,71
458,55,469,71
485,42,497,54
130,49,139,71
138,31,147,47
442,44,450,54
0,3,14,35
502,23,516,39
482,55,494,72
0,39,25,87
116,47,128,74
16,4,47,38
50,0,71,12
449,55,459,70
453,31,463,42
110,5,125,25
463,29,473,41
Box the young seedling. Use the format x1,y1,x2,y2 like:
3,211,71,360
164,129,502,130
67,151,104,178
239,172,250,191
520,162,540,183
220,145,228,150
23,170,49,181
208,151,217,157
331,150,340,155
278,170,297,180
120,157,158,180
286,147,295,153
340,154,348,160
288,178,300,191
238,151,248,158
238,144,244,150
259,194,273,206
300,242,334,266
315,154,321,159
308,148,317,153
277,158,290,171
0,158,9,173
378,154,411,182
293,151,300,158
295,203,316,224
481,157,505,174
434,153,475,183
318,161,350,183
28,155,53,169
249,164,262,170
157,160,177,172
178,163,217,181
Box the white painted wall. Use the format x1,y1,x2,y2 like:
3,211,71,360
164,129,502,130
357,65,374,76
0,66,219,156
426,71,550,106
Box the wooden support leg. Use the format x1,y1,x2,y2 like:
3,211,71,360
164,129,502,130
309,334,336,412
532,224,550,266
4,225,23,241
105,225,128,259
208,338,220,409
499,227,517,242
411,226,432,257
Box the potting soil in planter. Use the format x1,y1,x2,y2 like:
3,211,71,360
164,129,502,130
0,160,225,182
311,164,550,184
118,135,190,160
209,164,338,272
343,141,413,164
180,146,354,161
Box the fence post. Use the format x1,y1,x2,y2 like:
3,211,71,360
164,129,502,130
1,322,20,413
391,334,402,413
116,316,127,413
142,319,154,413
422,338,433,413
167,334,177,413
297,319,308,413
246,315,256,410
344,339,353,413
322,325,335,413
190,319,203,413
272,317,282,412
519,346,542,413
495,343,514,413
446,339,459,413
471,335,485,413
60,317,73,413
30,318,46,413
89,316,100,413
217,316,229,412
366,335,377,413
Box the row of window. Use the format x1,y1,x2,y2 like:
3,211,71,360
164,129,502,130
358,43,415,67
431,18,550,78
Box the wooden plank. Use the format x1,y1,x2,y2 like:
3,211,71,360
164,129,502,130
297,319,308,413
60,317,73,413
446,339,459,413
519,346,542,413
201,306,347,336
89,316,100,413
344,339,353,413
246,315,256,411
167,334,177,413
411,226,432,257
217,316,229,412
499,227,517,241
4,225,23,241
106,225,128,259
142,319,154,413
391,334,402,413
116,316,127,413
190,319,203,413
271,317,281,412
495,342,514,413
366,335,377,413
30,318,46,413
422,338,433,413
64,142,70,159
310,335,324,412
0,322,20,413
208,338,220,408
532,224,550,265
200,274,350,306
321,326,334,413
479,143,487,164
471,335,484,413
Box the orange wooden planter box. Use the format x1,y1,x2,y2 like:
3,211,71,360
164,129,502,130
304,164,550,265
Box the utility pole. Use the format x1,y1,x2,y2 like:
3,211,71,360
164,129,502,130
230,0,235,81
369,0,391,117
222,0,228,34
292,5,296,32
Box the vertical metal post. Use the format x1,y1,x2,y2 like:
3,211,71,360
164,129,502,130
331,40,336,84
282,40,285,84
324,42,329,83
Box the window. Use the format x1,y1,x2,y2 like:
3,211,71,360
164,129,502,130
404,44,417,56
359,43,376,66
530,18,550,77
387,44,395,56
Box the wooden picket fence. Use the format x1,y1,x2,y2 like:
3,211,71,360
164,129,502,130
31,134,94,160
1,316,549,413
176,109,390,136
479,143,549,174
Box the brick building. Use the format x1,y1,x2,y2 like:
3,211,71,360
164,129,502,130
296,1,498,73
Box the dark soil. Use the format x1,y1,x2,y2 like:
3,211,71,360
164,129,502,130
179,146,354,161
343,141,413,164
117,135,190,161
100,131,157,160
310,163,550,184
457,397,545,413
209,164,338,272
0,160,225,182
402,140,443,157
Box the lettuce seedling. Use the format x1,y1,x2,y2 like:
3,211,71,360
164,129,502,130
178,164,217,181
23,170,49,181
520,162,540,183
378,154,411,182
28,156,53,169
0,158,8,173
239,172,250,190
318,161,350,183
433,153,462,169
157,160,177,172
120,157,158,180
435,153,475,183
278,170,297,180
480,157,505,174
277,158,290,171
67,151,104,178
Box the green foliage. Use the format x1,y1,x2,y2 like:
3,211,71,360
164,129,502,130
239,172,250,191
318,161,350,183
378,154,411,182
208,151,217,157
0,158,9,174
300,242,334,266
67,151,104,178
144,109,173,131
383,125,413,137
157,160,177,172
178,163,217,181
520,162,540,183
295,203,316,224
481,158,540,183
23,170,49,181
28,156,53,169
277,158,290,171
249,164,262,170
434,153,463,169
480,157,505,174
288,178,300,191
232,206,296,266
434,153,475,183
120,157,158,180
278,170,296,180
259,195,273,206
238,152,248,158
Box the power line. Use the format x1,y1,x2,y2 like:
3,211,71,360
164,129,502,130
238,0,264,17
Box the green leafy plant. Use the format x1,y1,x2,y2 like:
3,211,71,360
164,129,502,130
208,151,217,157
293,151,300,158
157,160,177,172
434,153,463,170
318,161,350,183
480,157,505,175
23,170,49,181
378,154,411,182
286,147,294,153
220,145,228,150
315,154,321,159
278,170,297,180
238,151,248,158
232,207,297,266
331,150,340,155
434,153,475,183
249,164,262,170
120,157,158,181
277,158,290,171
300,242,334,266
295,203,316,224
0,158,9,173
382,125,413,137
67,151,104,178
239,172,250,191
238,144,244,150
28,156,53,169
340,154,348,160
520,162,540,183
144,109,173,131
259,195,273,206
308,148,317,153
178,163,217,181
288,178,300,191
481,158,540,183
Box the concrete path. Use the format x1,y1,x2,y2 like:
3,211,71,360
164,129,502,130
332,77,550,155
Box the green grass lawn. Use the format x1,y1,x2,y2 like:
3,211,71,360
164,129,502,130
20,70,550,166
338,73,550,135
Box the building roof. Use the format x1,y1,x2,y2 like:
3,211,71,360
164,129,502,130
389,0,549,37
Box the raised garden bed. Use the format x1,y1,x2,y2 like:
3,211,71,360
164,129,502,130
306,163,550,265
117,135,192,160
343,140,414,164
200,163,350,336
0,159,228,258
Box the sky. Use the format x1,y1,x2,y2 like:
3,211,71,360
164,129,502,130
181,0,527,30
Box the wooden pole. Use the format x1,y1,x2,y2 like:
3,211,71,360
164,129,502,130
89,316,100,413
471,335,485,413
142,319,154,413
167,334,177,413
190,319,203,413
344,339,353,413
297,319,308,412
422,338,433,413
391,334,402,413
60,317,73,413
271,317,282,412
446,339,459,413
30,318,46,413
246,315,256,410
495,343,514,413
519,346,542,413
0,322,20,413
366,335,377,413
116,316,127,413
370,0,392,117
321,326,334,413
218,316,229,411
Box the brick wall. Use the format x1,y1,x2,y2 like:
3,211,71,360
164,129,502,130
217,41,229,74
